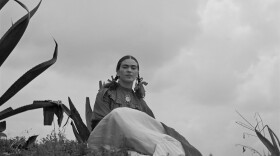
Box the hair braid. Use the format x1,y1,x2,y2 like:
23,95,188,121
102,75,119,90
134,74,147,99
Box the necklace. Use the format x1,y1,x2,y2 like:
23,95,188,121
125,94,131,103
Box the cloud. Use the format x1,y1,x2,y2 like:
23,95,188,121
150,0,280,107
236,55,280,112
1,0,280,156
2,0,204,80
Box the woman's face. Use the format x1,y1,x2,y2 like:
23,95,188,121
117,58,139,83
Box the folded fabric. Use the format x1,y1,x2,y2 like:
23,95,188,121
88,107,185,156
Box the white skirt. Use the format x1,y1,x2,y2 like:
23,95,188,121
87,107,185,156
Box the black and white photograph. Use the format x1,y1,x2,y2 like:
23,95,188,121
1,0,279,155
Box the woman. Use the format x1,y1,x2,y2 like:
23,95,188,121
88,55,202,156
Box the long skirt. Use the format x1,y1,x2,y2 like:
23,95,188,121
87,107,185,156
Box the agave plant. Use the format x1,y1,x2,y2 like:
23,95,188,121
0,0,94,146
62,83,110,143
0,0,61,137
67,97,92,143
236,111,280,156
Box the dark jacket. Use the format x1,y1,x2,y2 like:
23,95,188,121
91,84,202,156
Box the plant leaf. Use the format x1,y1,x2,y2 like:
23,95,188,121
267,126,280,153
0,100,58,120
0,107,13,116
22,135,38,149
68,97,90,142
85,97,92,132
0,0,42,67
0,0,29,67
0,132,7,138
43,106,55,126
0,40,58,106
53,104,64,127
255,129,277,155
60,104,71,116
70,121,83,143
46,101,65,127
17,0,42,19
0,0,8,10
0,101,69,128
36,100,70,127
0,121,6,132
36,100,66,127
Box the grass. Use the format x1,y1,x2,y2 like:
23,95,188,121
0,129,88,156
0,128,129,156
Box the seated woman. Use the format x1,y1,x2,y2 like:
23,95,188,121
88,55,202,156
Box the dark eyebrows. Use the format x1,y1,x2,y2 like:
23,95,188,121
121,64,138,68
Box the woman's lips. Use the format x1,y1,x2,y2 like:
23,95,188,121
125,75,133,78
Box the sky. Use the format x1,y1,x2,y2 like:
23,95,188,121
0,0,279,155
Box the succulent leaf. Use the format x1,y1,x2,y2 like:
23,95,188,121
85,97,92,132
0,0,8,10
267,126,280,154
255,128,277,155
43,106,55,125
0,40,58,106
68,97,90,142
0,0,42,67
71,121,83,143
0,121,6,132
22,135,38,149
0,107,13,116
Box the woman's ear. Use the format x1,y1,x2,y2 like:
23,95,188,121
116,71,119,77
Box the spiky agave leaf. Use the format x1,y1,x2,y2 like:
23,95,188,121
71,121,83,143
0,110,9,137
0,0,8,10
0,121,6,138
0,121,6,132
54,104,64,127
0,0,42,67
0,107,13,116
261,125,280,156
255,125,280,156
68,97,90,143
43,106,55,125
85,97,92,132
266,125,280,154
0,40,58,106
0,102,51,120
0,99,68,122
21,135,38,149
42,100,70,127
